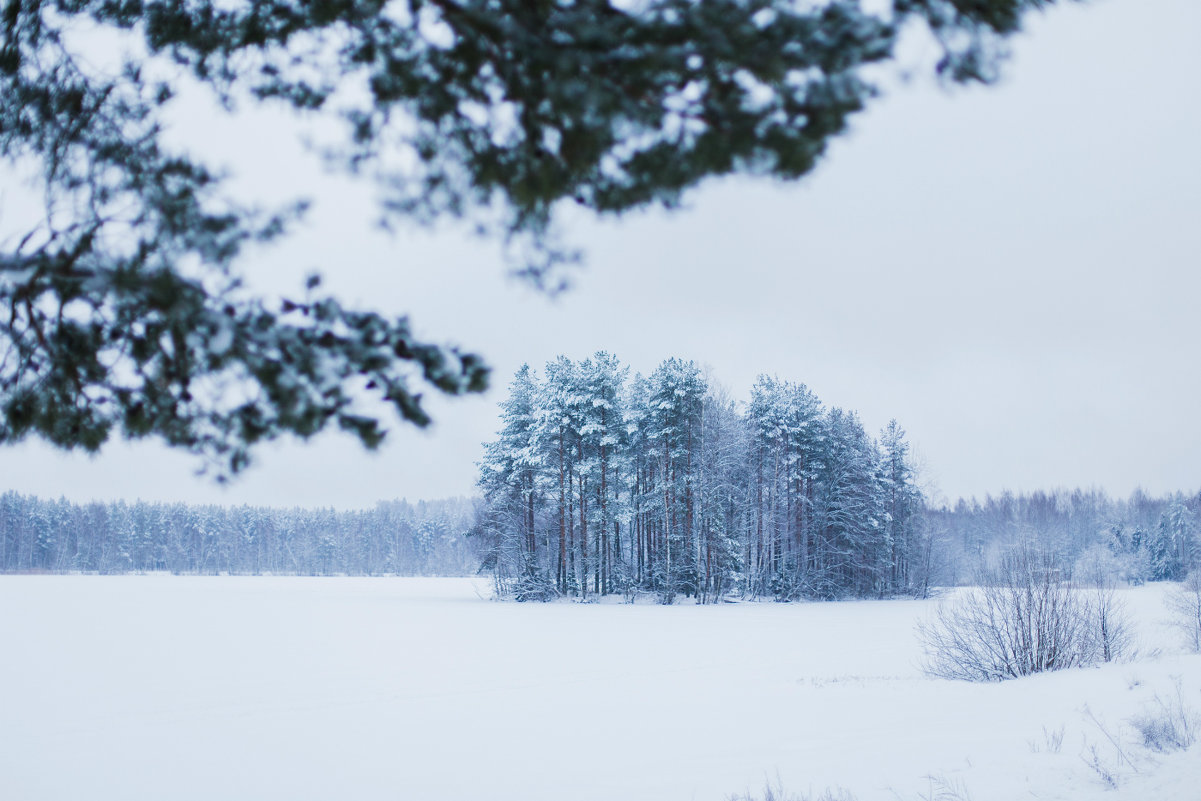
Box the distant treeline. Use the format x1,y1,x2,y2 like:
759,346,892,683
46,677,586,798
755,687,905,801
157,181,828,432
929,487,1201,585
3,478,1197,592
0,493,479,576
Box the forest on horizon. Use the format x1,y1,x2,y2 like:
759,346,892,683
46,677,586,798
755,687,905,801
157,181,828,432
3,484,1196,596
3,357,1198,600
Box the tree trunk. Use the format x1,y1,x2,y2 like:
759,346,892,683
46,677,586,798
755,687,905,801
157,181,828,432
558,427,567,594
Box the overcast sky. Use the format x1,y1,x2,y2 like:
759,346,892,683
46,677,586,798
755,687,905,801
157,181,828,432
2,0,1198,510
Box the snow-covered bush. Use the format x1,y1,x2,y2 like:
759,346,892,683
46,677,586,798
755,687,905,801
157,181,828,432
1129,681,1198,753
919,543,1093,681
1165,571,1201,652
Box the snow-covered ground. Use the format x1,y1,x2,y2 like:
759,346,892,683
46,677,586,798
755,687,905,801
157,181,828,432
1,577,1198,801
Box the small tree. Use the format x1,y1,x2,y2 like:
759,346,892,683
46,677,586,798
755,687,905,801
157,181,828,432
1166,571,1201,653
1075,546,1134,663
919,542,1093,681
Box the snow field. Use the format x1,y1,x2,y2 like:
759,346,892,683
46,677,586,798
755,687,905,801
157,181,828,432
1,577,1198,801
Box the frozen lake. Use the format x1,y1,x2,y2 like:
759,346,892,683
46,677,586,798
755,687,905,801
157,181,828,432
1,576,1198,800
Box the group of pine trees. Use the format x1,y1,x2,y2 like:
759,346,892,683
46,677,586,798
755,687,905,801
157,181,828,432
0,493,477,576
474,355,926,602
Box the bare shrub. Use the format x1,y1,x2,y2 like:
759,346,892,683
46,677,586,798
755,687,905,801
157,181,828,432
1075,546,1135,663
1165,571,1201,653
1081,743,1119,789
1080,706,1139,789
919,542,1093,681
727,780,855,801
911,774,974,801
1028,724,1065,754
1129,679,1198,753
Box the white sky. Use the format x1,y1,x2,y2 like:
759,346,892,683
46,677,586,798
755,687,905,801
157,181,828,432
2,0,1199,509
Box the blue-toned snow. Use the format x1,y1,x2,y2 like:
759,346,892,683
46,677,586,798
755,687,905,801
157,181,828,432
1,577,1198,800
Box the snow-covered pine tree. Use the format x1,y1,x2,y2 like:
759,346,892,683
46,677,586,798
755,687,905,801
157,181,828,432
541,358,584,595
809,409,887,598
694,385,749,603
625,372,654,591
576,353,629,597
746,376,782,598
879,420,924,595
1149,500,1197,582
745,376,823,598
645,359,706,603
477,365,555,599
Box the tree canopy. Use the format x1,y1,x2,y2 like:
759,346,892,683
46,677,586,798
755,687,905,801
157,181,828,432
477,355,929,602
1,0,1066,475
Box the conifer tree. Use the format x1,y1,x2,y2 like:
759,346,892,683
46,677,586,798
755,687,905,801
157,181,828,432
879,420,923,594
2,0,1074,470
